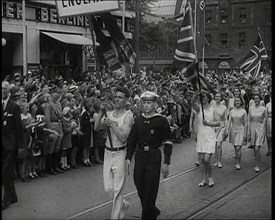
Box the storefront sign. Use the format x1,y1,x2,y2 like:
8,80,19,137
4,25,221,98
55,0,120,18
2,1,134,32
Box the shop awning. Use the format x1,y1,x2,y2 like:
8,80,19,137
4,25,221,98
41,32,99,46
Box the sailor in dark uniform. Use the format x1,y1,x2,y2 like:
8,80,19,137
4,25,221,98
125,91,173,220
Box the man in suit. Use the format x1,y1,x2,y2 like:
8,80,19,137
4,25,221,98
2,81,23,210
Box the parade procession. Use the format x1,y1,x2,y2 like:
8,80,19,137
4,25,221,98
2,0,271,219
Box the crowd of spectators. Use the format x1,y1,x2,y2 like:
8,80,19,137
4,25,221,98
2,65,272,182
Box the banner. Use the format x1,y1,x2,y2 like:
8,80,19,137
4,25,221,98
55,0,120,18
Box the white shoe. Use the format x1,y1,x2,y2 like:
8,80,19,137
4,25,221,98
198,179,208,187
208,177,214,187
213,162,218,167
254,167,260,173
218,162,222,168
235,164,241,170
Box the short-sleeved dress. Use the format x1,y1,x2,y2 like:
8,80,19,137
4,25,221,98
214,103,227,142
266,102,272,138
229,108,247,146
249,106,266,146
196,106,216,154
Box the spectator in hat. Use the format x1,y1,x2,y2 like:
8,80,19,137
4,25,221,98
13,73,21,85
44,87,64,175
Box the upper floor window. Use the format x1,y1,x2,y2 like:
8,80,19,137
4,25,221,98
221,33,228,47
220,9,228,24
206,10,212,23
239,7,247,23
205,34,211,47
239,32,245,47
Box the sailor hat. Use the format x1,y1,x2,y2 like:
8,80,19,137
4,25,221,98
140,91,159,101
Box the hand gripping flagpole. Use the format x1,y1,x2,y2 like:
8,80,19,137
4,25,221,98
88,15,113,148
192,0,205,119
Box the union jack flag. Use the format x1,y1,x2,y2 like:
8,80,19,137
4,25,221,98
173,1,196,64
239,32,268,79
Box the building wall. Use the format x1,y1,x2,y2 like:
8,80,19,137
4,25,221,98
140,0,271,72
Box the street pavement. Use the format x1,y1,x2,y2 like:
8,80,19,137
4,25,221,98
2,138,272,220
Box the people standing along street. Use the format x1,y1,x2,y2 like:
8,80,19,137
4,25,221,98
191,90,220,187
247,94,267,172
44,88,64,175
126,91,172,219
80,98,94,167
227,97,248,170
213,92,228,168
2,81,23,210
94,87,134,219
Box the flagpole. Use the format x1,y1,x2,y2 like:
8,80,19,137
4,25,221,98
88,15,102,91
257,26,269,59
192,0,205,119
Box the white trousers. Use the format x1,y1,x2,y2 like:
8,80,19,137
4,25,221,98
103,149,129,219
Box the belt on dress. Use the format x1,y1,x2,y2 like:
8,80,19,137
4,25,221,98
105,146,126,152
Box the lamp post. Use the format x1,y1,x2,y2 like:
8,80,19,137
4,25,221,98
22,0,27,77
134,0,140,72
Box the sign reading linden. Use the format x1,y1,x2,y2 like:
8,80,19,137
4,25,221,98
55,0,120,17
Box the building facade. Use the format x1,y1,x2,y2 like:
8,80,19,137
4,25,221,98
140,0,271,73
2,0,135,79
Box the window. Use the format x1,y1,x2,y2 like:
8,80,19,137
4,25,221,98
239,32,245,47
239,7,246,23
206,10,212,23
221,33,228,47
205,34,211,47
220,9,227,24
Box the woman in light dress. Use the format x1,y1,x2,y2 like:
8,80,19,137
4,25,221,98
248,94,267,172
227,87,245,118
227,97,248,170
213,92,228,168
266,90,272,156
191,90,221,187
189,106,199,166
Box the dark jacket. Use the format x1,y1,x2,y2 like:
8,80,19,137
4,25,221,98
80,111,92,147
2,98,23,151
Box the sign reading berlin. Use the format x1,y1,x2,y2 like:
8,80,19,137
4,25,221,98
55,0,120,17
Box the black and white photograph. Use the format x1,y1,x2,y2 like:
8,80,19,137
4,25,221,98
2,0,272,219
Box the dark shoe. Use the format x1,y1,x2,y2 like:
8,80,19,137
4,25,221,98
42,170,48,177
60,167,66,172
28,174,35,179
21,177,30,182
48,169,57,175
33,172,39,178
84,162,92,167
54,167,64,173
266,152,271,156
153,207,160,218
2,202,9,210
71,165,78,169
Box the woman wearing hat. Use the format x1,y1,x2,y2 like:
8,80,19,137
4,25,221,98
191,90,221,187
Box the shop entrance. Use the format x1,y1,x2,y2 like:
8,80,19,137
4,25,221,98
40,32,83,82
2,32,22,80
